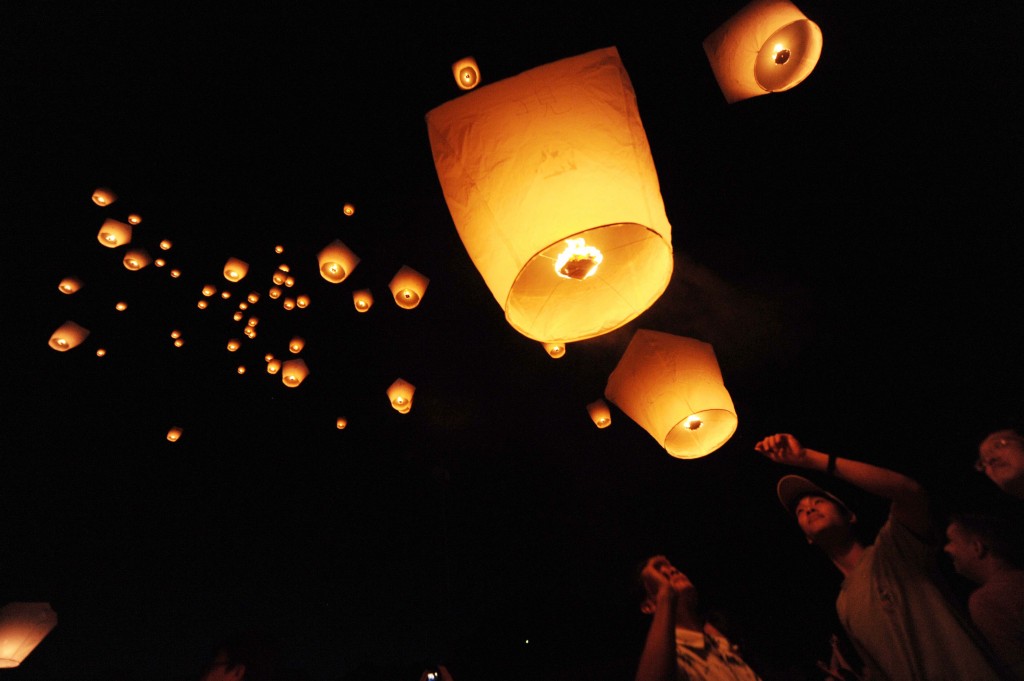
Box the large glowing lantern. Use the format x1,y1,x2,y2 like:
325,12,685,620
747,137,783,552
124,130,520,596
0,602,57,668
605,330,737,459
281,359,308,387
587,399,612,429
48,321,89,351
452,56,481,90
223,258,249,282
387,378,415,414
318,239,360,283
91,187,116,206
389,266,429,309
427,46,673,343
703,0,822,104
97,218,132,247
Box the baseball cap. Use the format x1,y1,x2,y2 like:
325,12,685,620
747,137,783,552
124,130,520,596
776,474,853,517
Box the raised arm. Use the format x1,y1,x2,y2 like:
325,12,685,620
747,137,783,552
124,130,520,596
635,567,684,681
755,433,931,536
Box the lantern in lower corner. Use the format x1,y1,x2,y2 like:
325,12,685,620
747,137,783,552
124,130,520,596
387,378,415,413
587,399,612,428
317,239,360,283
427,46,673,343
0,602,57,668
605,330,737,459
281,359,308,387
389,266,429,309
703,0,823,104
97,218,132,247
48,321,89,351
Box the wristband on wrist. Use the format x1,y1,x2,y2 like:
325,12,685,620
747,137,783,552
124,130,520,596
826,454,837,476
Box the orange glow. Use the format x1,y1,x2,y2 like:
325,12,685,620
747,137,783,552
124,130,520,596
317,239,360,284
282,297,296,310
95,348,106,357
127,213,142,225
296,294,310,308
387,378,416,413
243,326,256,339
226,339,240,352
159,239,172,250
223,257,249,282
247,291,260,304
452,56,481,90
268,286,282,299
289,336,305,353
170,330,181,339
343,203,355,216
554,238,603,280
264,353,274,362
197,300,208,309
247,317,259,327
154,258,166,267
48,321,89,351
284,275,295,288
237,365,246,374
336,417,348,429
174,338,185,347
96,218,132,247
166,427,183,442
388,266,429,310
272,270,287,285
202,285,217,297
58,277,82,294
267,358,281,374
281,359,309,387
123,248,151,270
0,602,58,668
587,399,612,428
543,342,566,359
169,269,181,278
115,301,128,311
220,291,231,300
274,244,284,254
353,289,373,312
232,311,244,322
92,187,117,206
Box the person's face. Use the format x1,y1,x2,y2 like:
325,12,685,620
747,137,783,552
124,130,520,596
640,555,697,614
976,430,1024,493
200,651,244,681
943,522,980,581
794,495,850,541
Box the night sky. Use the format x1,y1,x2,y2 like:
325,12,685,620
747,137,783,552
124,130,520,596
3,2,1022,680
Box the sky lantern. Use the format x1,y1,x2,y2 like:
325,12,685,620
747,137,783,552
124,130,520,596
247,291,260,304
272,269,287,285
427,46,673,343
268,286,282,299
95,348,106,357
284,275,295,288
247,316,259,327
166,427,183,442
317,239,360,283
343,203,355,216
542,342,566,359
96,218,132,248
587,399,612,428
123,247,151,270
220,291,231,300
169,268,181,278
154,258,165,267
226,339,241,352
605,330,737,459
115,301,128,311
282,297,296,310
353,289,373,312
267,358,281,374
170,330,181,339
237,365,246,374
289,336,305,353
159,239,172,250
196,299,207,309
237,302,248,311
127,213,142,225
703,0,823,104
0,602,58,668
336,417,348,430
48,321,89,351
452,56,481,90
174,338,185,347
243,326,256,339
274,244,284,254
233,311,245,322
281,359,308,387
57,277,82,294
91,187,116,206
387,378,415,413
389,266,429,309
223,257,249,282
296,294,310,308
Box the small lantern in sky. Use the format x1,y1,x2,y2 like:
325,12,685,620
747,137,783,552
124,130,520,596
267,358,282,375
0,602,58,668
237,365,246,375
57,277,82,294
95,348,106,357
296,294,310,308
274,244,284,254
115,301,128,311
318,239,360,284
268,286,282,299
282,297,296,310
123,247,151,270
91,187,116,206
587,399,612,429
427,46,673,343
226,339,241,352
452,56,481,90
353,289,373,313
174,338,185,347
48,321,89,351
543,342,566,359
272,269,287,285
336,417,348,430
605,330,737,459
127,213,142,225
223,257,249,282
247,291,260,304
389,266,429,309
289,336,305,353
281,359,308,387
220,290,231,300
703,0,823,104
159,239,172,250
154,258,165,267
387,378,415,413
197,299,208,309
232,312,242,324
96,218,132,248
166,427,183,442
169,268,181,278
343,203,355,216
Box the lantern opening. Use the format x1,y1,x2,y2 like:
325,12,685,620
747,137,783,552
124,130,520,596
754,20,822,93
554,238,603,281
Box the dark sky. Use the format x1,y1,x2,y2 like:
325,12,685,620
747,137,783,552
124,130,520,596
3,2,1022,680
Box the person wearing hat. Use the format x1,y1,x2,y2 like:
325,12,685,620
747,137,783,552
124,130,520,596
755,432,1010,680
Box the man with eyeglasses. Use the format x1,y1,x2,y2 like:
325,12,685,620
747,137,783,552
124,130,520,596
976,429,1024,500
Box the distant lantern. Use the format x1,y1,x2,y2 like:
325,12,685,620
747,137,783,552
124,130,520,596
159,239,172,250
223,257,249,282
95,348,106,357
543,342,566,359
237,301,248,311
0,602,58,668
317,239,360,284
166,427,183,442
389,266,429,309
237,365,246,374
247,316,259,327
605,330,737,459
703,0,823,104
281,359,308,387
289,336,305,353
336,417,348,429
220,291,231,300
247,291,260,304
284,275,295,288
296,294,310,308
170,330,181,339
197,299,207,309
154,258,166,267
127,213,142,225
282,297,296,310
343,203,355,216
115,301,128,311
427,46,673,343
57,277,82,294
123,247,151,270
226,339,241,352
452,56,481,90
96,218,132,248
48,321,89,352
233,311,244,322
272,269,287,285
267,358,281,374
243,326,256,339
91,187,116,206
169,268,181,278
587,399,612,429
274,244,284,254
353,289,373,312
268,286,282,299
174,338,185,347
387,378,416,413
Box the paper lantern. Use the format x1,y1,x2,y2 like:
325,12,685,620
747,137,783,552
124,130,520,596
389,266,429,309
543,342,566,359
587,399,612,428
169,269,181,278
272,269,287,285
289,336,305,353
223,258,249,282
343,203,355,216
267,358,281,374
427,46,673,343
91,187,116,206
159,239,172,250
123,247,151,270
0,602,58,668
282,297,296,310
115,301,128,311
353,289,374,312
268,286,282,299
220,291,232,300
127,213,142,225
387,378,415,413
247,316,259,327
166,427,183,442
284,275,295,288
296,294,310,308
264,353,274,362
247,291,260,304
605,330,737,459
281,359,308,387
196,300,207,309
154,258,165,267
452,56,481,90
232,311,244,322
318,239,360,283
237,365,246,374
174,338,185,347
336,417,348,430
170,330,181,339
96,218,132,247
703,0,823,104
57,277,82,294
48,321,89,351
226,339,240,352
243,327,256,339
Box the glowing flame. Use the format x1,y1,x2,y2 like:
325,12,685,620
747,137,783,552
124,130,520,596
682,415,703,430
554,238,603,280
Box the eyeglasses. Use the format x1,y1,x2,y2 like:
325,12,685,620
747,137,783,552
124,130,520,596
975,436,1023,472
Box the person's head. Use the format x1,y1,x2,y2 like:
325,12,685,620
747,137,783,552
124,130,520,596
637,554,698,616
976,429,1024,498
200,629,280,681
944,512,1024,583
777,475,857,545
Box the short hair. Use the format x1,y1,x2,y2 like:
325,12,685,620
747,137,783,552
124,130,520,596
949,512,1024,569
